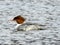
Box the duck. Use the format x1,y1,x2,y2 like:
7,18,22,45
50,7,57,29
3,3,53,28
11,15,46,31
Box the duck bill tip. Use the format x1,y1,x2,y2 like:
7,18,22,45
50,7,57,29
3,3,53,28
8,19,14,21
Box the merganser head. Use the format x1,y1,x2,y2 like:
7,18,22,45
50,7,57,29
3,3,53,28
13,15,25,24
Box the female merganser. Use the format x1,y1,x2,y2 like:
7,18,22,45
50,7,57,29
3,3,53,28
12,15,46,31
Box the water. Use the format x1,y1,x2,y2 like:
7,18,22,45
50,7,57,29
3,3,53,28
0,0,60,45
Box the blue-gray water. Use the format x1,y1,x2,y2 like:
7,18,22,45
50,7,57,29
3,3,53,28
0,0,60,45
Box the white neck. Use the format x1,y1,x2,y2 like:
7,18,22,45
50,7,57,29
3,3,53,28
15,24,21,29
